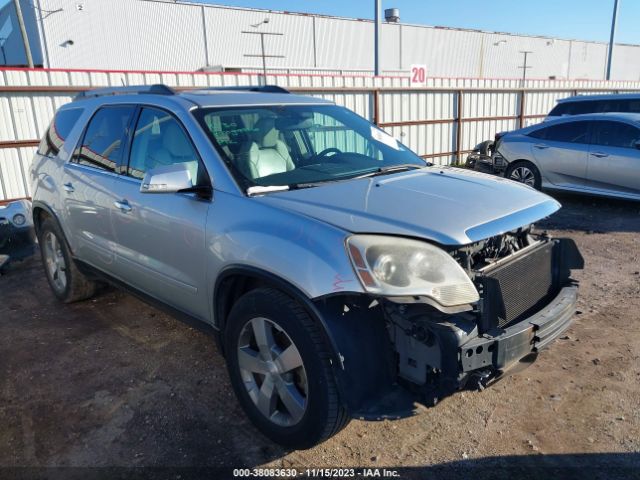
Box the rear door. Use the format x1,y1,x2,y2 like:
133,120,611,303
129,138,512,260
109,106,211,319
62,105,135,270
528,120,592,187
587,120,640,196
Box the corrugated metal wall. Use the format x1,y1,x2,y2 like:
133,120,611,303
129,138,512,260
1,67,640,201
29,0,640,81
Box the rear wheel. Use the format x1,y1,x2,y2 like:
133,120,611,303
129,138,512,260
506,161,541,190
38,217,96,303
224,287,349,448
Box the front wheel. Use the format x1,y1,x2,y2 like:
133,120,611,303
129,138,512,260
505,161,542,190
224,288,349,449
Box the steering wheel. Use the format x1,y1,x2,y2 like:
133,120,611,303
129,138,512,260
316,147,342,158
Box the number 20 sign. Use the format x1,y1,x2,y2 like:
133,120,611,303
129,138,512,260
410,64,427,87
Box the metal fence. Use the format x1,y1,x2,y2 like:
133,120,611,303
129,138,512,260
2,67,640,202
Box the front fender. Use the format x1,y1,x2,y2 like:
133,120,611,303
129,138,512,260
205,191,363,313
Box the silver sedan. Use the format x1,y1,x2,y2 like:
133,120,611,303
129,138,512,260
493,113,640,201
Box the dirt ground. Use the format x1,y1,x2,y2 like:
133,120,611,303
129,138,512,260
1,192,639,479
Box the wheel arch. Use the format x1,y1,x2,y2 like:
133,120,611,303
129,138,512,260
31,201,73,251
215,266,401,417
213,265,344,370
31,201,56,234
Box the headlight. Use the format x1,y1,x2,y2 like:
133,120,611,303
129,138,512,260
12,213,26,226
346,235,479,308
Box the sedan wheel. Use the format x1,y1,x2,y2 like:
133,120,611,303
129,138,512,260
237,317,308,427
509,166,536,187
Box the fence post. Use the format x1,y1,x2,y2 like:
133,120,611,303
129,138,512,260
373,89,380,126
519,89,526,128
456,89,463,164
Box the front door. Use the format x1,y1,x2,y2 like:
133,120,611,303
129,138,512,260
109,106,211,320
529,120,592,187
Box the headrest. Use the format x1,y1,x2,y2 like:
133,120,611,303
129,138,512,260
162,122,192,157
253,117,278,148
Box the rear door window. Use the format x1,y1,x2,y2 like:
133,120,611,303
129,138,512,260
37,109,83,157
592,121,640,149
616,99,640,114
72,106,135,173
569,101,599,115
548,103,570,117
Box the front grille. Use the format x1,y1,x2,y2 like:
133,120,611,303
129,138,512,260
479,242,557,330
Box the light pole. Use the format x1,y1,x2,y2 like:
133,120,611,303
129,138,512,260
606,0,619,80
374,0,381,76
13,0,33,67
242,19,284,83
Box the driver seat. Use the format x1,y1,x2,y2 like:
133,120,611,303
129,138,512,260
236,118,294,180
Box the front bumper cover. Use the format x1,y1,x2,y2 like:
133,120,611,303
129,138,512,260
460,284,578,373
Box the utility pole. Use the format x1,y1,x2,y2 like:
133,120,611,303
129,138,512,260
606,0,619,80
13,0,34,68
374,0,381,76
518,51,532,86
242,30,284,83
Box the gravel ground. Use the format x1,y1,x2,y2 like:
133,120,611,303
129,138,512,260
1,192,639,479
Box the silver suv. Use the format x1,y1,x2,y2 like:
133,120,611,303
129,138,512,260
31,85,583,448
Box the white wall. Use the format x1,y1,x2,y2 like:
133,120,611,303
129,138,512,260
30,0,640,81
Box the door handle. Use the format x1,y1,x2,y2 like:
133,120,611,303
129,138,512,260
63,182,75,193
113,200,132,213
590,152,609,158
533,144,549,149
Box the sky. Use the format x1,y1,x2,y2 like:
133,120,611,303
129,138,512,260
195,0,639,45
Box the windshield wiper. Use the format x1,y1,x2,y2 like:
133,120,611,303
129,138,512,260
246,185,290,196
354,163,424,179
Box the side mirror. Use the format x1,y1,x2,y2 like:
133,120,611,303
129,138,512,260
140,164,193,194
634,140,640,150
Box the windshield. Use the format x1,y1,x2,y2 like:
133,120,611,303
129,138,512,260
193,104,426,190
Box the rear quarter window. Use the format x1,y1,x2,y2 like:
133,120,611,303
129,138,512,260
37,108,83,157
548,103,570,117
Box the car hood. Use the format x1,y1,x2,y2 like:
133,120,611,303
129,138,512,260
256,167,560,246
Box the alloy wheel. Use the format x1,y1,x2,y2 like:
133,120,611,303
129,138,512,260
43,232,67,292
237,317,308,427
510,166,536,187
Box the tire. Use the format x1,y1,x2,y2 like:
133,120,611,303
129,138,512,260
505,160,542,190
38,217,96,303
224,287,349,449
477,140,494,157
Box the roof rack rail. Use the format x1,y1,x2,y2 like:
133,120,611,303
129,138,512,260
74,84,175,101
194,85,290,94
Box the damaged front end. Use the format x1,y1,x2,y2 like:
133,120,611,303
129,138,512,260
315,228,584,419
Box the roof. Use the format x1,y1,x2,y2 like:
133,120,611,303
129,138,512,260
179,90,332,108
539,112,640,125
558,93,640,103
70,84,333,108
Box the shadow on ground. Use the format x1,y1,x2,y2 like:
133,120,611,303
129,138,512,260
538,190,640,234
